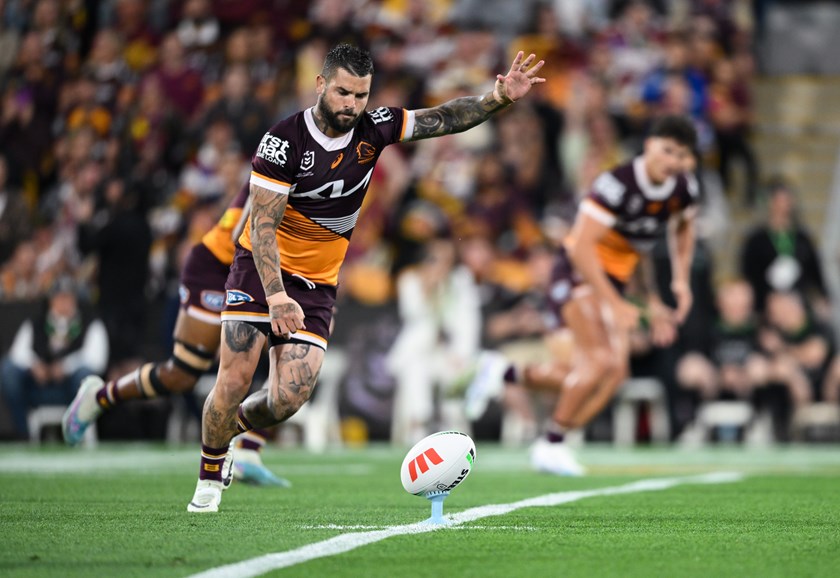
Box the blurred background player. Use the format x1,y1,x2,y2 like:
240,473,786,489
62,184,289,487
186,44,545,512
467,115,699,475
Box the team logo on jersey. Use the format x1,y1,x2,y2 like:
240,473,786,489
256,133,290,166
179,285,190,305
627,195,643,215
300,150,315,171
201,291,226,312
356,141,376,164
331,152,344,169
367,106,394,125
226,289,255,306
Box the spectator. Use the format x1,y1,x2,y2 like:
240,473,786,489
0,154,31,265
0,281,108,439
77,178,152,370
676,280,767,405
202,65,269,154
148,33,204,122
759,291,833,411
0,241,50,301
740,180,828,315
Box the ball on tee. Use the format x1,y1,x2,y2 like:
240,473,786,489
400,431,476,496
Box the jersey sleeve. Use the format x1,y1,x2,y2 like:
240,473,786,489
580,170,626,227
365,106,415,147
250,125,296,195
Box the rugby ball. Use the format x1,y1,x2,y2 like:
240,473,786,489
400,431,476,496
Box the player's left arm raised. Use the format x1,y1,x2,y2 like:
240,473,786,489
408,51,545,141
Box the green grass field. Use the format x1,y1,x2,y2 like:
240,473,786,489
2,443,840,577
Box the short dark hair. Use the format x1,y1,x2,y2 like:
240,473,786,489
648,115,698,149
321,44,374,80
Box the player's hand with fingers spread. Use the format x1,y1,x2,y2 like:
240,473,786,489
266,291,306,338
494,51,546,105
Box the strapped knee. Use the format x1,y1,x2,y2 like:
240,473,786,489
138,362,170,398
172,340,215,378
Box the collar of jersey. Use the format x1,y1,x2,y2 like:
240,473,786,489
633,155,675,200
304,107,355,152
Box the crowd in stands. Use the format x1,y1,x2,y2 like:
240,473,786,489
0,0,835,444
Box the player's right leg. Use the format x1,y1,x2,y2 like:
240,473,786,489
188,320,266,513
531,291,619,476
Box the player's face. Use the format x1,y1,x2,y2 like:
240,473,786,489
643,137,691,183
316,68,372,135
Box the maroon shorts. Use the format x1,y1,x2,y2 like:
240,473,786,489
544,248,625,329
179,242,229,324
222,246,336,351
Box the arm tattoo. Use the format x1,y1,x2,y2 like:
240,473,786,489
224,321,259,353
250,184,289,298
409,91,509,141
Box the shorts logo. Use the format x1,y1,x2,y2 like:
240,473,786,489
256,133,290,166
300,150,315,171
179,285,190,305
226,289,255,306
356,141,376,164
367,106,394,125
201,291,226,312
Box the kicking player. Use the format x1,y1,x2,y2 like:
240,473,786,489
186,43,546,512
467,115,698,475
62,184,290,487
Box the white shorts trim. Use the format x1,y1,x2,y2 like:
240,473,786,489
186,306,222,325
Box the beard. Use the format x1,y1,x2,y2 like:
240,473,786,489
316,96,362,134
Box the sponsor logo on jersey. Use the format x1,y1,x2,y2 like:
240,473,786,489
356,141,376,164
331,152,344,169
226,289,255,306
179,285,190,305
367,106,394,125
300,150,315,171
627,194,643,215
593,172,626,206
200,290,226,312
256,133,290,166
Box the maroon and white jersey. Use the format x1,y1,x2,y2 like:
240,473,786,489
573,156,698,283
240,106,415,285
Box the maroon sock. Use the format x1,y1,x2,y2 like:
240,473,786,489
546,422,566,444
95,381,120,411
503,364,518,385
199,444,228,482
235,406,254,434
238,429,268,452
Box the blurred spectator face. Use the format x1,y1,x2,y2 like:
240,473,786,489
527,244,555,289
643,136,691,182
766,292,806,332
222,66,250,101
664,37,689,70
768,187,795,223
226,29,250,64
218,152,246,189
717,281,753,326
315,68,371,134
104,178,124,206
183,0,211,19
587,113,616,147
33,0,59,30
159,34,186,70
622,0,653,32
49,289,78,320
116,0,147,35
713,58,735,85
312,0,352,30
458,235,494,277
662,75,691,114
17,32,44,67
91,30,122,65
138,76,164,114
9,242,36,277
421,238,456,285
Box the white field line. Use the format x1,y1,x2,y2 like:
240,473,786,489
188,472,744,578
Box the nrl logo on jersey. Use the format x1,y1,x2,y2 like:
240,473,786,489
299,150,315,171
367,106,394,125
256,133,290,166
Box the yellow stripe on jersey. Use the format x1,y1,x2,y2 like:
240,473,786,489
250,171,292,194
201,207,244,266
238,204,350,286
596,229,640,283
